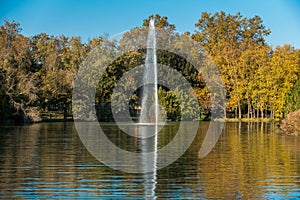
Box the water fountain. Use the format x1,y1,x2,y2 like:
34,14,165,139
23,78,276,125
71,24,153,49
73,14,213,174
140,18,158,199
139,18,159,125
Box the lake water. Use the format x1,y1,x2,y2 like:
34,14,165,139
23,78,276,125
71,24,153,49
0,122,299,199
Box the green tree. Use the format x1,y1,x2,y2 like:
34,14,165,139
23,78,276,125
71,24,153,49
94,14,205,121
285,80,300,114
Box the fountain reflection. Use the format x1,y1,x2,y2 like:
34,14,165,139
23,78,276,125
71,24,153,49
137,126,158,199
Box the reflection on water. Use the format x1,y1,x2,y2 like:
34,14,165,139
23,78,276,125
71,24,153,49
0,122,299,199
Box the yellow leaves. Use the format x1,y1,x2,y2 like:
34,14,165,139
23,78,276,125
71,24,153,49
194,87,211,110
192,12,300,118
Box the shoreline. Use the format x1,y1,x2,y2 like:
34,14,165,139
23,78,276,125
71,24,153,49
215,118,280,123
1,117,281,124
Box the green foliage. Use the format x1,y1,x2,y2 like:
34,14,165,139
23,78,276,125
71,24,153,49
158,87,201,121
285,80,300,114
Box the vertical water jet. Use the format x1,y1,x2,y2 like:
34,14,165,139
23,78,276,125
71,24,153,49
139,18,158,124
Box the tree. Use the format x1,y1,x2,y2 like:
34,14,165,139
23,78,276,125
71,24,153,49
285,80,300,114
94,14,205,121
1,15,299,122
268,45,299,118
142,14,175,31
0,20,40,122
192,11,270,118
240,44,271,118
33,33,89,113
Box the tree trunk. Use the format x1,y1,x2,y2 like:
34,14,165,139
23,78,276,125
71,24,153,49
247,98,252,119
261,109,264,119
270,110,272,119
271,110,274,119
265,110,267,119
235,108,237,118
238,100,242,119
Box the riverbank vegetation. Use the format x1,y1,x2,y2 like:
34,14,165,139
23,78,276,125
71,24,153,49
0,12,299,123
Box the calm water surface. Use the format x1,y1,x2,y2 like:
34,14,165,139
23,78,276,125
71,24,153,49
0,122,299,199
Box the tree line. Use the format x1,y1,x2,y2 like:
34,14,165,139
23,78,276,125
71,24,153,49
0,12,299,122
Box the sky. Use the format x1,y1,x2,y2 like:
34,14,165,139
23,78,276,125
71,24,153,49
0,0,299,48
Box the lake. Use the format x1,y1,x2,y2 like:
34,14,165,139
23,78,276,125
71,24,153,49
0,122,299,199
